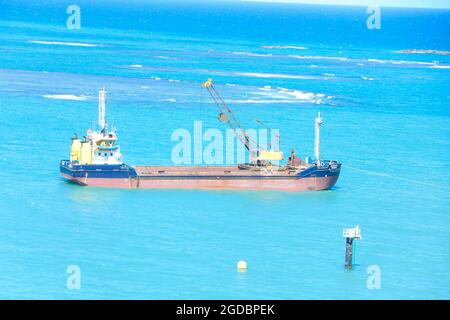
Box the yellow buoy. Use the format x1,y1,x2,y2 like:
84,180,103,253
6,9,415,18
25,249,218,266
237,260,247,272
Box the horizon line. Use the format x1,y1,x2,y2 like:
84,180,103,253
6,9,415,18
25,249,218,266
238,0,450,10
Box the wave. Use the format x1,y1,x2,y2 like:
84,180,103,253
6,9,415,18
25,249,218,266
361,76,375,81
155,55,178,60
430,65,450,69
234,72,313,80
367,58,435,66
289,55,349,61
244,87,332,104
231,99,300,104
395,49,450,56
28,40,97,47
43,94,89,101
130,64,143,68
261,45,307,50
289,54,437,67
232,51,272,57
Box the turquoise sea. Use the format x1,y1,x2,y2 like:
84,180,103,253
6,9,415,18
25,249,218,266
0,1,449,299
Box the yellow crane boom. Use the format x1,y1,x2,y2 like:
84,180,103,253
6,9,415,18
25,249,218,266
202,78,257,153
201,78,284,163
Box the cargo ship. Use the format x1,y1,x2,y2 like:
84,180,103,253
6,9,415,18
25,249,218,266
60,80,341,191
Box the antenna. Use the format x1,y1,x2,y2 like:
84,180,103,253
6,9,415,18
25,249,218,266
98,87,107,130
314,112,323,163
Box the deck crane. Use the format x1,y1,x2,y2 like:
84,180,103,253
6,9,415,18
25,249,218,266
256,119,280,151
201,78,284,167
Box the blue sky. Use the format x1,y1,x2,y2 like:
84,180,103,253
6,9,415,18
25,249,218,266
240,0,450,9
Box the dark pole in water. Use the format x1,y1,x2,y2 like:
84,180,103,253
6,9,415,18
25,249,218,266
345,237,354,269
343,225,361,270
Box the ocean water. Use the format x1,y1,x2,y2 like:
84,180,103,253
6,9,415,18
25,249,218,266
0,1,449,299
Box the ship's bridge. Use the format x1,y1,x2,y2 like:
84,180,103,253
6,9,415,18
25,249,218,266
88,130,122,165
69,88,123,166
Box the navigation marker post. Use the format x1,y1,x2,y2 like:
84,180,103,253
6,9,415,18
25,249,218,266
343,225,362,269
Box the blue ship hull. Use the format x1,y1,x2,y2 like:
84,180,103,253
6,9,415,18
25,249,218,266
60,160,341,191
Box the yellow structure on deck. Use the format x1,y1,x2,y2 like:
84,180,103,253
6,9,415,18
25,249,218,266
70,138,93,164
254,150,284,161
81,141,93,164
70,138,81,162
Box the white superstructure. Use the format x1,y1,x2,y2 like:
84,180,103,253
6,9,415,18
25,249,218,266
87,88,123,165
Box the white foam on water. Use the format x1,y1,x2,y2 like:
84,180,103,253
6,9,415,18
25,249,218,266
232,51,272,57
155,55,178,60
283,90,316,100
361,76,375,81
28,40,97,47
284,46,307,50
367,58,386,63
247,87,331,104
231,99,301,104
43,94,89,101
398,60,435,65
430,65,450,69
169,79,180,82
288,54,437,67
165,98,177,102
130,64,143,68
289,55,349,61
367,58,435,66
235,72,311,79
262,45,307,50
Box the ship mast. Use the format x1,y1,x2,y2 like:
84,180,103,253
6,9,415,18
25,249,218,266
314,112,323,164
98,87,107,131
